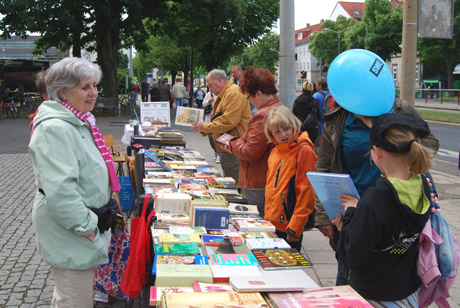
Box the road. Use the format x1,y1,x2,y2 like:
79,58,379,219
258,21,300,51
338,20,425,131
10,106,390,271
429,122,460,175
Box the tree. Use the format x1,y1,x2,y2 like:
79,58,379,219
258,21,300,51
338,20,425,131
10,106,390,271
418,0,460,91
227,32,280,73
0,0,168,99
150,0,279,71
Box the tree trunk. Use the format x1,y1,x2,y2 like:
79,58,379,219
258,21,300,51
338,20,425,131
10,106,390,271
94,1,120,99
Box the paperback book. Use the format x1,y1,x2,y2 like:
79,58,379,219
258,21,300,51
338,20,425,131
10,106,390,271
193,206,229,230
192,282,233,292
230,269,318,292
154,243,201,255
162,291,268,308
228,203,259,217
152,254,208,275
251,248,313,270
232,218,276,232
201,234,244,246
266,285,373,308
158,233,202,245
215,133,237,146
149,286,194,307
306,171,360,221
245,237,291,250
213,253,259,266
155,264,213,287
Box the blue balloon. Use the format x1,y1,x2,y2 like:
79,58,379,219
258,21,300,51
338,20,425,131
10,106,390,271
328,49,395,116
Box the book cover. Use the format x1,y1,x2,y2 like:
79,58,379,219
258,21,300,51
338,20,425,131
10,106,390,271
169,226,207,234
193,207,229,230
154,243,201,255
251,248,313,270
163,291,268,308
214,253,259,266
209,265,262,283
155,264,213,287
238,231,278,241
267,285,373,308
178,182,207,193
306,171,360,221
228,203,259,216
230,269,318,292
207,181,237,189
149,286,194,307
174,106,204,127
245,238,291,250
159,233,202,245
215,133,237,146
201,234,244,246
152,254,209,275
232,218,276,232
157,213,190,225
155,193,191,215
185,190,214,199
192,282,233,292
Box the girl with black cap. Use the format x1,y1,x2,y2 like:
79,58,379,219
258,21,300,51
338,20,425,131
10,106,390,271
332,112,436,307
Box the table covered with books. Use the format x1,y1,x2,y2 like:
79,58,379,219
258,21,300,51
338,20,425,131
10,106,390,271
119,145,373,308
122,122,186,151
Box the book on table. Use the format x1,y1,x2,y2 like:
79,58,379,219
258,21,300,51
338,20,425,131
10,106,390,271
149,286,194,307
207,181,238,189
154,264,213,287
229,269,318,292
306,171,360,221
193,206,230,230
201,234,244,246
154,243,201,255
245,237,291,250
158,233,202,245
238,231,278,241
192,281,233,292
266,285,373,308
168,226,207,234
213,253,259,266
251,248,313,270
162,291,268,308
232,218,276,232
209,264,262,283
228,203,259,217
152,254,208,275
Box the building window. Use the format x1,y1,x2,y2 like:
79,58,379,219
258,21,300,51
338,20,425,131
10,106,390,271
415,63,419,82
392,64,398,80
353,10,360,15
298,33,303,40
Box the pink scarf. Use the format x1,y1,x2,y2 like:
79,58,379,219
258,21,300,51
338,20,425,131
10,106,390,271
61,102,121,192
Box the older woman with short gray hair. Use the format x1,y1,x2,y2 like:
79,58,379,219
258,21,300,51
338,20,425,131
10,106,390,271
29,57,119,307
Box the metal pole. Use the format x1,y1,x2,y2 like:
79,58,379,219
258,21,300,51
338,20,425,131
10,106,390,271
279,0,296,109
400,0,418,105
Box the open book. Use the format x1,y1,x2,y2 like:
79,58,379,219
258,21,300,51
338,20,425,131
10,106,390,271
306,171,360,221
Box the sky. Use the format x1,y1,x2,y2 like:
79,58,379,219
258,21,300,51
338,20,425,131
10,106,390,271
273,0,365,32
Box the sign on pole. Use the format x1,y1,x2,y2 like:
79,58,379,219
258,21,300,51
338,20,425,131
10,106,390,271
418,0,454,39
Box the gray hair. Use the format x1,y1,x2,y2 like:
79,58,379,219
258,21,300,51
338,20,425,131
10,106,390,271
207,69,227,80
45,57,101,102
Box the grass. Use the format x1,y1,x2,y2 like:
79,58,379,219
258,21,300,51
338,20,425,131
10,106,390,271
416,109,460,123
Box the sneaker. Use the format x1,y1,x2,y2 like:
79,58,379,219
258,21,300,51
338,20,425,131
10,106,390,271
216,154,221,164
213,153,217,161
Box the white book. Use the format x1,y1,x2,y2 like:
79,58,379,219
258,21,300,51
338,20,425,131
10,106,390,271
306,171,360,221
245,237,291,250
155,193,191,215
228,203,259,216
229,269,318,292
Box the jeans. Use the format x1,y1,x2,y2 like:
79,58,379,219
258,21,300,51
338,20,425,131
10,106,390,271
175,97,183,107
240,188,266,218
336,252,350,285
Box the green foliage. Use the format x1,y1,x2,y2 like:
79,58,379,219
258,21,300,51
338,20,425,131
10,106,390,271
227,32,280,73
309,0,402,63
148,0,280,71
117,70,134,93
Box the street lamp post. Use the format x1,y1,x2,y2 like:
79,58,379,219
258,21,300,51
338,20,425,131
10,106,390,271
324,28,341,56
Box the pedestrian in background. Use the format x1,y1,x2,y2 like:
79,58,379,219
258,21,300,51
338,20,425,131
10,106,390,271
264,106,317,251
292,81,319,144
194,86,206,108
202,91,220,163
29,57,118,307
149,82,159,101
172,78,186,108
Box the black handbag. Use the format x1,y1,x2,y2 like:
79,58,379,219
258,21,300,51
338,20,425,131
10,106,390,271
204,104,213,114
88,198,120,233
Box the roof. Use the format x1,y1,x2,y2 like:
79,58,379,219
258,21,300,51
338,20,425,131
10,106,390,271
295,22,323,45
337,1,365,20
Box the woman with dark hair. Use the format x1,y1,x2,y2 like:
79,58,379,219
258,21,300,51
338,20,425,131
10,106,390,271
221,66,283,217
292,81,319,144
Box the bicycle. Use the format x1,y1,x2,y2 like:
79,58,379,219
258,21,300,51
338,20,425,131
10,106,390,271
20,96,38,118
118,93,130,114
0,95,18,119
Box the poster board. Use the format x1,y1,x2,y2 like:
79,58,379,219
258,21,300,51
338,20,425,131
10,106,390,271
174,106,204,127
418,0,453,39
140,101,171,126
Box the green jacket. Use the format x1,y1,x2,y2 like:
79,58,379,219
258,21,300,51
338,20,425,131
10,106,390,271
29,100,111,269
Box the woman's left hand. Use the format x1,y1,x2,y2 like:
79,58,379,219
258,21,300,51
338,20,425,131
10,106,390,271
221,144,232,153
332,213,343,231
339,193,358,210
